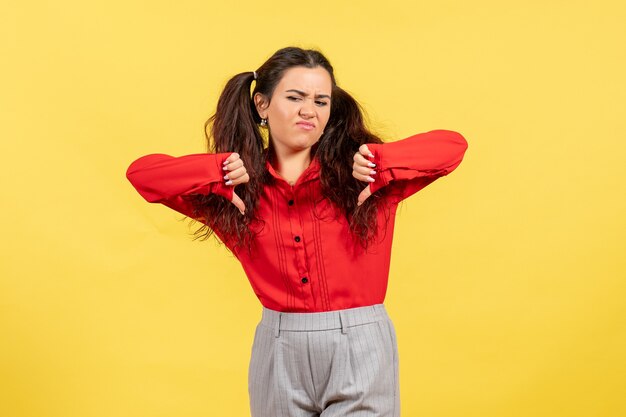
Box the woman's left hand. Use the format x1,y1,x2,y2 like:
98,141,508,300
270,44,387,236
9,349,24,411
352,144,378,206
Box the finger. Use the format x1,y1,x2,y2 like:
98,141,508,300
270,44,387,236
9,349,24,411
231,191,246,214
225,165,247,180
352,164,377,177
359,144,374,158
223,152,240,165
353,152,376,168
357,185,372,206
352,169,376,183
229,172,250,186
223,158,243,171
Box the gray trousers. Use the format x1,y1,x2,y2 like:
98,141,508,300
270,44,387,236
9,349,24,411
248,304,400,417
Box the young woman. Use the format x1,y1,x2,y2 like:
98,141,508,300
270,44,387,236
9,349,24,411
126,46,468,417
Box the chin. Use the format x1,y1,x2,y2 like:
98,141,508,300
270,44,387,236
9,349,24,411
292,137,319,150
272,133,320,152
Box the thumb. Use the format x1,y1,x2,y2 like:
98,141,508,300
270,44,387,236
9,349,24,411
356,185,372,206
231,191,247,215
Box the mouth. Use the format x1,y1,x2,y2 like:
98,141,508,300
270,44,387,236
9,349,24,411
296,121,315,131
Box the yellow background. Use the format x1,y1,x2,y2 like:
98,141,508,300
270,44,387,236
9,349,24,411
2,1,625,416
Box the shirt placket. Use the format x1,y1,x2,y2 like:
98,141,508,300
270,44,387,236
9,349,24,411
285,181,314,310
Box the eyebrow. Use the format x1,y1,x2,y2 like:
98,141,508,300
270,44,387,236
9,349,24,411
285,89,331,100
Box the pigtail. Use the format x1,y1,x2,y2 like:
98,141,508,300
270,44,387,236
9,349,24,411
188,71,268,254
316,85,392,249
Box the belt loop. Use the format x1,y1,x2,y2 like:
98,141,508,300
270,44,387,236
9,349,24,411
274,312,281,338
375,304,384,321
338,310,347,334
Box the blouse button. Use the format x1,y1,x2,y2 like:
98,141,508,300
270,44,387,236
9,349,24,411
301,277,308,284
288,199,294,206
294,236,301,242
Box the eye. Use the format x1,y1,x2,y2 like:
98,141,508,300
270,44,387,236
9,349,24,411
287,96,301,101
315,101,328,106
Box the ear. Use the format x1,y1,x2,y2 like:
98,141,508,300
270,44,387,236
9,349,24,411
253,92,269,118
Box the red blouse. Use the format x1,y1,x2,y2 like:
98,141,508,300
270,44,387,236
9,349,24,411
126,129,468,312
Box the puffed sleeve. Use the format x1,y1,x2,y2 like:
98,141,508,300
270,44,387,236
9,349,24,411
125,152,234,221
366,129,468,202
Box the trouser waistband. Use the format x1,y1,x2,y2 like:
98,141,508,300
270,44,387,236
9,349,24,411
260,304,389,337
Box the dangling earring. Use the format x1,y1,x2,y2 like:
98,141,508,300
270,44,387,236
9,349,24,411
260,118,267,127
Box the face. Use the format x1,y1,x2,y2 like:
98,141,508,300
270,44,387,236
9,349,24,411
254,66,332,155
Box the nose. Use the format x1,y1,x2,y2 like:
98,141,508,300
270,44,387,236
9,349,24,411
299,99,315,118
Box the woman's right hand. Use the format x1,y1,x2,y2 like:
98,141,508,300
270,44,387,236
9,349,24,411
222,152,249,215
352,144,377,206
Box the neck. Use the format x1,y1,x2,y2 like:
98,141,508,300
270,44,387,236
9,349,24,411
270,145,313,185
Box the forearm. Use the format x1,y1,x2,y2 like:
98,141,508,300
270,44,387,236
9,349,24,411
367,129,468,195
126,152,234,203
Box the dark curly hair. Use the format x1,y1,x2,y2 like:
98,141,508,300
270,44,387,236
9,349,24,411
186,46,393,254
